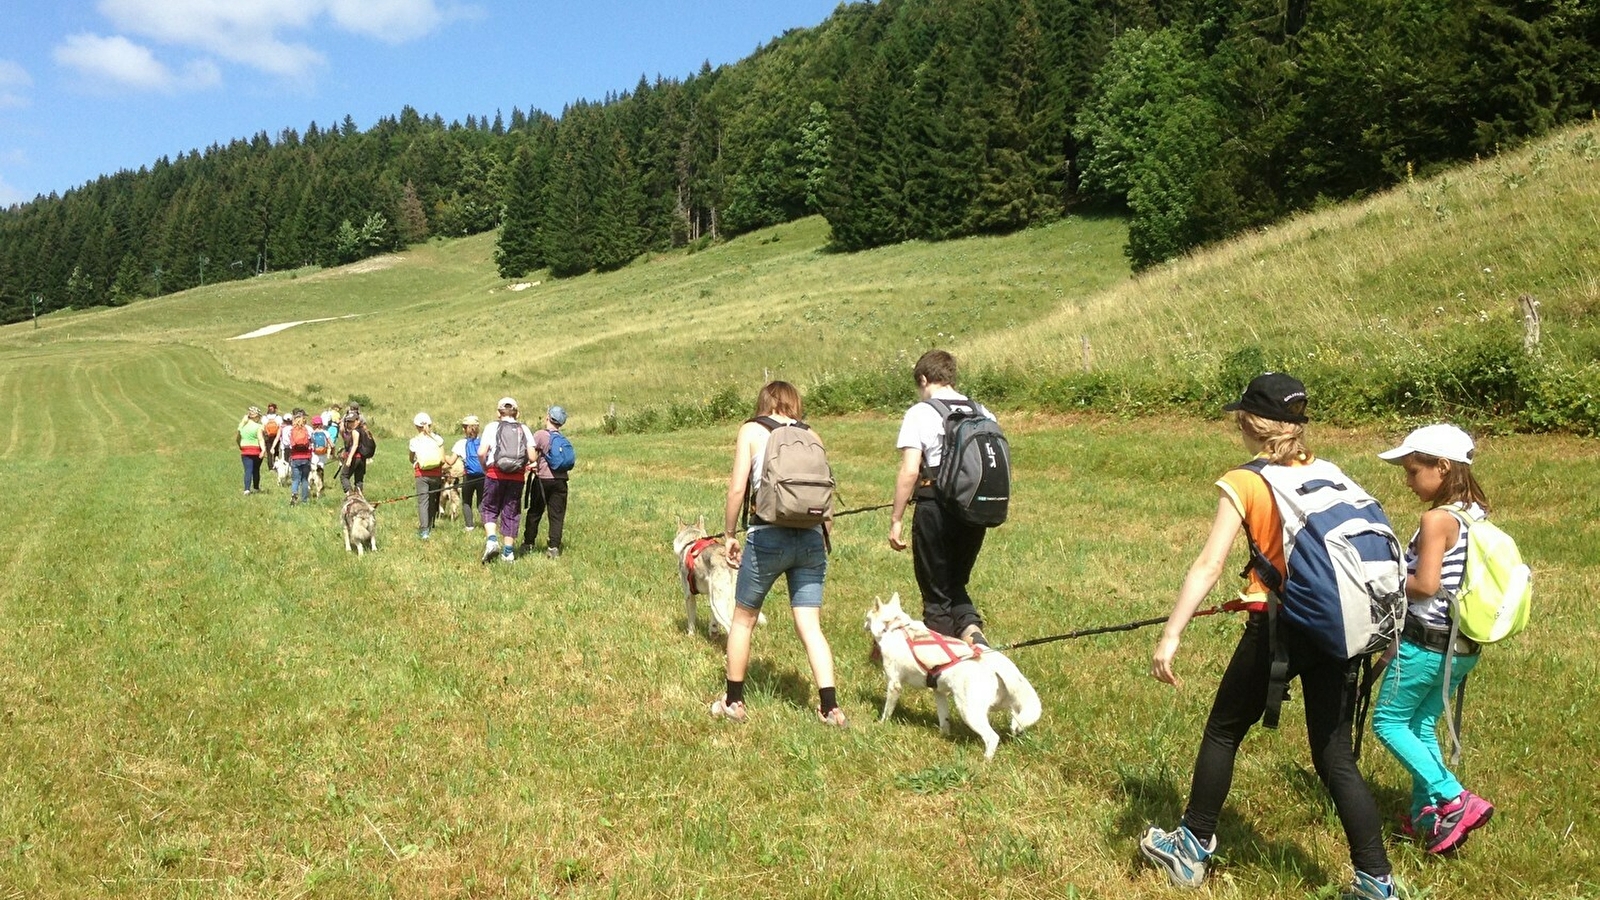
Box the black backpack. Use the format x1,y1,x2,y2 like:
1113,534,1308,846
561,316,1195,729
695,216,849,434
492,421,528,474
924,398,1010,527
357,428,377,460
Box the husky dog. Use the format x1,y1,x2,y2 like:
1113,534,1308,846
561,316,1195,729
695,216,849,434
342,490,378,555
439,471,462,524
274,456,291,487
674,517,765,637
864,593,1041,759
308,465,324,500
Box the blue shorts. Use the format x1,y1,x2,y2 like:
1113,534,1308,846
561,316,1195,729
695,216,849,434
735,526,826,610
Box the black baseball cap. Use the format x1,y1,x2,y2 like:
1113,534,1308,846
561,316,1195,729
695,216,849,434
1224,373,1309,423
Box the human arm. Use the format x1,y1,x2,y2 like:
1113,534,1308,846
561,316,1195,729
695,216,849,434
1406,508,1461,599
723,422,760,566
1151,494,1245,688
888,447,921,551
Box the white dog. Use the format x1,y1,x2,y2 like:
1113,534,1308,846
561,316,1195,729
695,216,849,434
274,456,291,487
864,593,1041,759
308,465,324,499
674,517,765,637
341,490,377,555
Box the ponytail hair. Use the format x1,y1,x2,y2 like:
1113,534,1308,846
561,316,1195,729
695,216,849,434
1416,453,1492,513
1237,411,1309,464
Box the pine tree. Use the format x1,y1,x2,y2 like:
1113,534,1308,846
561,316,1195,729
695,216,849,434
495,144,543,277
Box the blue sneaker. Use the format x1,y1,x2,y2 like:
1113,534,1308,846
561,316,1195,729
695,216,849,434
1139,824,1214,888
418,528,430,540
1341,871,1396,900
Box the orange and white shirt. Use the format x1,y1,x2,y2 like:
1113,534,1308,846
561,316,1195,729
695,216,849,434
1215,455,1313,612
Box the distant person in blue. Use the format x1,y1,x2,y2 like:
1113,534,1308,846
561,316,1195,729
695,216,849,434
522,405,571,559
450,415,486,530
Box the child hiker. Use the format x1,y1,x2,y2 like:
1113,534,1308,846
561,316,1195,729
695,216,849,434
1371,424,1495,853
1141,373,1396,900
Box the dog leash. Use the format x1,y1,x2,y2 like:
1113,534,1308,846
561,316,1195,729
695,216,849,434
702,499,905,541
992,600,1250,653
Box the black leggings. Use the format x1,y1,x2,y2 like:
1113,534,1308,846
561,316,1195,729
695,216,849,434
1182,613,1390,876
522,478,568,549
460,473,485,527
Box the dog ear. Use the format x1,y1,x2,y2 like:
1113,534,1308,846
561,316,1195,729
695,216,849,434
888,592,901,609
696,514,705,532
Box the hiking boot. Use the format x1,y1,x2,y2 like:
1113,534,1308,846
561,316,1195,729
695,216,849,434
546,547,561,559
1427,790,1493,854
709,695,747,723
501,545,516,563
1139,824,1214,888
481,538,500,565
817,706,848,727
1340,871,1397,900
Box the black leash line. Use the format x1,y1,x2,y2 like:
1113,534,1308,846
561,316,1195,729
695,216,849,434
703,500,904,541
992,601,1248,653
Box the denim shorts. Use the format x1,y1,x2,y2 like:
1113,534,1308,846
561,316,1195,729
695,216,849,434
734,525,827,610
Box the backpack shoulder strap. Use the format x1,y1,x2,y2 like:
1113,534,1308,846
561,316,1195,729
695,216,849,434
921,398,954,420
1230,456,1291,729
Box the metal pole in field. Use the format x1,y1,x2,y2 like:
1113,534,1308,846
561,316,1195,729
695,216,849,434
31,293,39,329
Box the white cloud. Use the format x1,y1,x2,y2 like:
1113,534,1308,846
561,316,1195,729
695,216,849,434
93,0,452,80
329,0,444,43
53,33,221,92
0,173,29,208
0,59,31,109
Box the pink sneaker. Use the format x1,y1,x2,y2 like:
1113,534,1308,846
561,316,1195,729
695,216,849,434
1427,791,1494,854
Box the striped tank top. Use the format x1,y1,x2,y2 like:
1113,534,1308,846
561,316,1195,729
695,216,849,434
1405,502,1481,628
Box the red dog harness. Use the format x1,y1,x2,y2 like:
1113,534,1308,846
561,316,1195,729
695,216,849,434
897,624,983,688
681,537,721,595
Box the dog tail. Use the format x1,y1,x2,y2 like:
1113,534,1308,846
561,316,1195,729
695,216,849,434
987,651,1042,732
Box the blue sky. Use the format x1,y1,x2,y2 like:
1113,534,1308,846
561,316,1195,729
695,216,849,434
0,0,848,207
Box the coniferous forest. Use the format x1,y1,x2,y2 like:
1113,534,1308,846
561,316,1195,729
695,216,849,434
2,0,1597,325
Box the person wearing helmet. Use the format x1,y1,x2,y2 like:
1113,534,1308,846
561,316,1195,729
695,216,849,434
409,411,446,539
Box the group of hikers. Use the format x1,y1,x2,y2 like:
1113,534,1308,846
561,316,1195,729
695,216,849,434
231,348,1522,900
705,351,1519,900
233,397,573,561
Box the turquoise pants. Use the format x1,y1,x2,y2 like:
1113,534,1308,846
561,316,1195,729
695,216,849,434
1371,638,1479,818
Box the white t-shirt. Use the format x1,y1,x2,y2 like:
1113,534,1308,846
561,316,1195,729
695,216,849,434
479,419,536,474
895,391,994,468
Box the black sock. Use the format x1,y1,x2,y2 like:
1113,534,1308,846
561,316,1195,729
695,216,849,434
725,680,744,705
818,687,837,714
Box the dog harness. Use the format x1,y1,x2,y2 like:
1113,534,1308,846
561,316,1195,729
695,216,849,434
892,623,983,689
681,537,721,595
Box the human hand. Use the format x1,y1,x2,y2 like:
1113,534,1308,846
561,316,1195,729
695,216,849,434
725,537,741,568
888,520,907,552
1151,634,1182,687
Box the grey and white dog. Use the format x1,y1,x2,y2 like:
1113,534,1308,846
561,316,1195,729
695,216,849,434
342,490,378,555
674,517,765,637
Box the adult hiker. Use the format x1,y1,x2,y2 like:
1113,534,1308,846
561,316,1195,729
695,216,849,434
476,397,536,564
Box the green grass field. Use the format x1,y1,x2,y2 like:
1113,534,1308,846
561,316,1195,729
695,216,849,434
4,125,1600,899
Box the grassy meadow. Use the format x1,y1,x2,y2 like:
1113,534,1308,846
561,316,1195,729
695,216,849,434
4,124,1600,899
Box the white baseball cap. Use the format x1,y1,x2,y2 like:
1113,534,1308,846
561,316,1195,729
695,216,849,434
413,411,432,427
1378,424,1475,465
498,397,518,410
